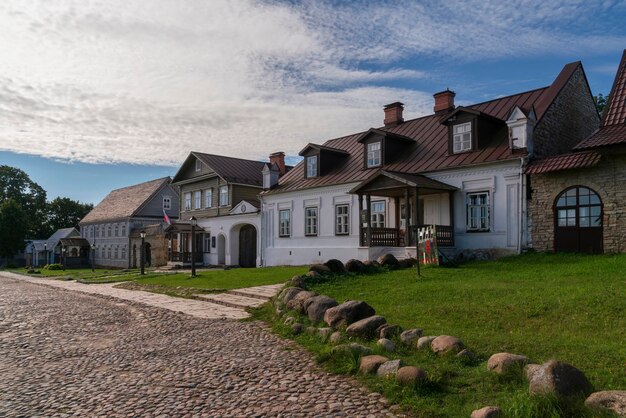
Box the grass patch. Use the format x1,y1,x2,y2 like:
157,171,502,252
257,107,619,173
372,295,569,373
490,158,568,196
4,267,143,281
253,252,626,417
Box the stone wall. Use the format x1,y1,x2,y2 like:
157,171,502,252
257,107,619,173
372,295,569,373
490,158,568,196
533,67,600,158
130,233,169,267
528,153,626,253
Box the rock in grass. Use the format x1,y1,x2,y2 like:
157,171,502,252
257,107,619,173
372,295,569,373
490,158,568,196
400,328,423,345
528,360,592,398
457,349,476,361
318,327,333,342
331,343,373,356
377,359,402,378
359,355,389,374
345,259,366,273
585,391,626,417
431,335,465,354
417,336,437,350
524,363,541,380
305,295,338,323
377,338,395,352
378,324,402,339
283,317,296,326
396,366,427,387
277,287,303,305
487,353,529,374
292,323,303,334
324,259,346,274
309,264,331,275
377,253,399,268
286,290,317,313
329,331,345,345
471,406,502,418
324,300,376,328
288,275,307,289
346,315,387,340
305,326,317,335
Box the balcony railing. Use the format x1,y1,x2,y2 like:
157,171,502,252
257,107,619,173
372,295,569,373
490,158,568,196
361,225,454,248
170,251,203,263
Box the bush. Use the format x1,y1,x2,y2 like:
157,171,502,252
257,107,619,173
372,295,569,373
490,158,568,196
43,263,63,271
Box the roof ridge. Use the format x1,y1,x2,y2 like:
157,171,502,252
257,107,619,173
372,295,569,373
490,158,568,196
110,176,170,193
192,151,266,164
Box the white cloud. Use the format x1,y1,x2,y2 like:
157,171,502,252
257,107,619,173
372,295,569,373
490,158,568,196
0,0,624,166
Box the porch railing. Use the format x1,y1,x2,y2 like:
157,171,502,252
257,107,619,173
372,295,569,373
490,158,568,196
170,251,203,263
360,227,400,247
361,225,455,248
415,224,455,247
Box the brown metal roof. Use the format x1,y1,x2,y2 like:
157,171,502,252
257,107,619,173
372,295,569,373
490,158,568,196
59,237,90,247
525,151,601,174
193,152,267,186
575,50,626,150
81,177,171,224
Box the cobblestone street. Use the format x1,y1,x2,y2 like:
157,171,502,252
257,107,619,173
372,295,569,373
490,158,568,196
0,275,395,417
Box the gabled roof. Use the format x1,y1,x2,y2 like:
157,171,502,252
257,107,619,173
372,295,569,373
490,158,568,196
298,143,350,156
46,227,79,248
173,152,267,186
349,170,457,194
575,50,626,150
357,128,415,143
525,151,601,174
265,62,583,195
80,177,171,224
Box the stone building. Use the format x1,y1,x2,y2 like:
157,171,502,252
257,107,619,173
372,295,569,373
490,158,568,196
129,224,170,268
527,49,626,253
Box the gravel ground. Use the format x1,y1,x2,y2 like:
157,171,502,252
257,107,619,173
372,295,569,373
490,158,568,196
0,276,397,417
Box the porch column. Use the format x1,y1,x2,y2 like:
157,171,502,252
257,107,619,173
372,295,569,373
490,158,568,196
358,193,363,246
414,187,420,246
366,193,372,247
448,191,455,228
404,187,410,247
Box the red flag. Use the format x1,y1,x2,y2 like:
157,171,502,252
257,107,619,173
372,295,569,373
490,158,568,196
163,209,171,225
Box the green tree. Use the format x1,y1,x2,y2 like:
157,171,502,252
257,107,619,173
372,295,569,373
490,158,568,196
0,166,47,237
45,197,93,232
0,199,28,263
593,93,609,116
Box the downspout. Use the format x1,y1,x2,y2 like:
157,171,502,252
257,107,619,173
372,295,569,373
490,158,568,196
259,193,265,267
518,157,527,254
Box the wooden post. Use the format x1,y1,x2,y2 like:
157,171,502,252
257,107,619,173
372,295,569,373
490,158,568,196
358,193,363,246
449,190,455,247
404,187,410,246
366,193,372,247
415,187,421,275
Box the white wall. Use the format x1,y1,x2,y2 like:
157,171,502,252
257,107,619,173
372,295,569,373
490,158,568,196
196,212,261,267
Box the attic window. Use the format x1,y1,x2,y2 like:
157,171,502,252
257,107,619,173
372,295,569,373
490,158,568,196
367,142,382,167
306,155,318,178
453,122,472,153
195,159,201,171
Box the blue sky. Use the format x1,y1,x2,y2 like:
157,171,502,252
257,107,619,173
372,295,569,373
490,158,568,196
1,0,625,204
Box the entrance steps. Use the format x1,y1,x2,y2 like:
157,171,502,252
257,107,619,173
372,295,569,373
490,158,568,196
194,283,283,309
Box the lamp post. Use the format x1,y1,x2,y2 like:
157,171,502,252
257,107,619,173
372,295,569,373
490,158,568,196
190,216,197,277
91,243,96,272
140,230,146,275
44,242,48,266
61,246,66,269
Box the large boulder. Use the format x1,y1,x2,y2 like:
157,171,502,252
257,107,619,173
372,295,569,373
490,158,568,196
346,315,387,340
286,290,318,313
585,391,626,417
309,264,331,275
396,366,427,387
345,259,366,273
417,336,437,350
431,335,465,354
363,260,380,270
359,355,389,375
305,295,338,323
378,324,402,339
277,287,304,305
287,275,307,289
527,360,593,398
324,300,376,328
487,353,529,374
377,359,402,378
377,253,399,268
470,406,502,418
377,338,395,353
400,328,423,345
331,343,373,356
324,259,346,274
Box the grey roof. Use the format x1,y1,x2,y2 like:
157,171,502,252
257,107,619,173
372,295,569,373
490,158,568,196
81,177,171,224
46,227,79,249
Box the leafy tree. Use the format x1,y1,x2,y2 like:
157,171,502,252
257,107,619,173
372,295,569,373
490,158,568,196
45,197,93,233
0,166,47,237
0,199,28,263
593,94,609,116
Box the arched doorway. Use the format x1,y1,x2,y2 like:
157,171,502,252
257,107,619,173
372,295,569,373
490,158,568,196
554,186,603,253
217,235,226,265
132,245,137,268
238,225,257,268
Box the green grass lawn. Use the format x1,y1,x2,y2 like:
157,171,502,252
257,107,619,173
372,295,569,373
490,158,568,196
262,252,626,417
4,267,143,280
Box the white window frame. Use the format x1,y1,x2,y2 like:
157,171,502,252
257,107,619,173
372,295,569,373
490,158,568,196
184,192,192,210
114,224,119,237
367,142,382,167
195,159,201,172
466,191,490,232
121,224,126,237
194,191,201,210
203,234,211,253
279,209,291,237
335,204,350,235
371,201,386,228
204,189,213,208
219,186,229,206
305,206,318,236
163,196,171,210
306,155,318,178
453,122,472,153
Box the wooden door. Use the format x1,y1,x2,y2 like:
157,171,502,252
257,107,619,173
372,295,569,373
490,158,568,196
554,186,603,254
238,225,257,268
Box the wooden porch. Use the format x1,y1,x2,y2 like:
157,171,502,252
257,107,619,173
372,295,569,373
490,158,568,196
360,225,455,247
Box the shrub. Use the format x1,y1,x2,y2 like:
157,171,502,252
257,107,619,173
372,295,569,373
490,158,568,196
43,263,63,270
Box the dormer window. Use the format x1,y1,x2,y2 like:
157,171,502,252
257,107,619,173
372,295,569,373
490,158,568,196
367,142,382,167
195,159,201,171
453,122,472,153
306,155,318,178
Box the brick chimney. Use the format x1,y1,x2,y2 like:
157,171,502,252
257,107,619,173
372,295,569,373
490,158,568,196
269,152,286,176
433,89,455,114
384,102,404,127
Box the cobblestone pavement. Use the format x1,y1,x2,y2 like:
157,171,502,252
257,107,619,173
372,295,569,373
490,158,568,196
0,275,397,417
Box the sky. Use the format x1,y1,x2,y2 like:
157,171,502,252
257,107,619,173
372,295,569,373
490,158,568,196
1,0,625,204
